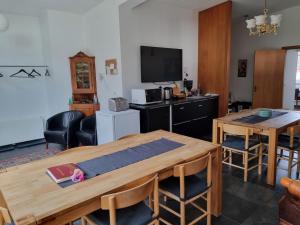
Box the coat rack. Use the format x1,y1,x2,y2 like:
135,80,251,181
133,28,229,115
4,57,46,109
0,65,50,78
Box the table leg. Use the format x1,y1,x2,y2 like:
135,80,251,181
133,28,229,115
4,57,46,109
211,146,222,216
212,120,219,144
267,129,278,186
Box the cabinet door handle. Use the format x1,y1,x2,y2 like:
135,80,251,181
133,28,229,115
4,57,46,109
198,104,203,107
179,107,185,110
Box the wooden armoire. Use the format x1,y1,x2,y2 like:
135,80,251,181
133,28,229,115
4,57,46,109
69,52,100,116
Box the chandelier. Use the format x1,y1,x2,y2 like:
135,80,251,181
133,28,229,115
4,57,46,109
245,0,282,36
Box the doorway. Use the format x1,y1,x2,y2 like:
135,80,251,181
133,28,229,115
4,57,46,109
282,50,300,110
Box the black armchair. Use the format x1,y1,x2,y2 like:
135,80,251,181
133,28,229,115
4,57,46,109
76,114,97,146
44,110,84,149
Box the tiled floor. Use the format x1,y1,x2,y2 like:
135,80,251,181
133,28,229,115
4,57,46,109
1,144,297,225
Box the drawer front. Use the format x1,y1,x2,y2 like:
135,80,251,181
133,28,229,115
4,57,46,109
191,116,212,139
172,102,192,124
172,120,193,137
191,99,212,119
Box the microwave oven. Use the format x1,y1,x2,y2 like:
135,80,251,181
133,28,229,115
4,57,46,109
131,88,162,105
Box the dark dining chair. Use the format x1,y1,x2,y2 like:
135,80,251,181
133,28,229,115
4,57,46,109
76,114,97,146
44,110,84,149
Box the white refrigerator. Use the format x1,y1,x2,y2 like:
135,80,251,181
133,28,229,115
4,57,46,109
96,109,140,145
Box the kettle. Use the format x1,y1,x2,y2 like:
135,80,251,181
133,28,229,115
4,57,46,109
164,87,173,100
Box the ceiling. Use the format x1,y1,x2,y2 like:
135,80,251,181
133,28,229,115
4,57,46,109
232,0,300,19
0,0,104,15
157,0,300,19
0,0,299,17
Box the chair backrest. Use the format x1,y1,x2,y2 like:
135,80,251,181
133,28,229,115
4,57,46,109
0,207,12,225
287,125,300,148
101,174,158,210
220,124,254,149
49,110,84,129
174,153,210,177
173,153,212,200
118,133,140,141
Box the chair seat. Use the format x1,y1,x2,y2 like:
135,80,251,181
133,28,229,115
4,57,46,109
222,136,260,151
86,202,153,225
262,135,300,149
44,129,67,145
159,175,207,200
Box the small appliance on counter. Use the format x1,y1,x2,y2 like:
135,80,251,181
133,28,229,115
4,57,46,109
163,87,173,100
108,97,129,112
131,88,162,105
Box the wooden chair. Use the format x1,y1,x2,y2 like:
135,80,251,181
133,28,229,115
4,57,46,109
118,133,141,141
81,175,159,225
0,207,12,225
159,153,212,225
220,124,262,182
263,125,300,178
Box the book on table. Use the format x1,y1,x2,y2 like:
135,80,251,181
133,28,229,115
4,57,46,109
47,163,78,183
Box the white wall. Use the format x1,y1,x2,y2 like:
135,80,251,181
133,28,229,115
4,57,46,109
230,5,300,102
43,10,85,115
0,14,47,145
119,0,198,99
83,0,123,109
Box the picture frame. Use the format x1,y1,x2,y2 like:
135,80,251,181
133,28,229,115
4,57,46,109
238,59,247,78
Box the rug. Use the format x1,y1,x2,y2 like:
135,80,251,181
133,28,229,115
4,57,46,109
0,144,62,171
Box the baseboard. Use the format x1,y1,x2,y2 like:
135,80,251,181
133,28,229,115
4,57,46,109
0,139,46,152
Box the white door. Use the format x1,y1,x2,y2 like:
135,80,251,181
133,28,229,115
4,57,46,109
283,50,298,110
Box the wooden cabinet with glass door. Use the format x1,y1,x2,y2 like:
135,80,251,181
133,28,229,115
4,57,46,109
69,52,100,116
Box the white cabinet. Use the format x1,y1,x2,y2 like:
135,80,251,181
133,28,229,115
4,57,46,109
96,109,140,145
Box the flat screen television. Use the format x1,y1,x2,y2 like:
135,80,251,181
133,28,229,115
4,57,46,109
141,46,182,83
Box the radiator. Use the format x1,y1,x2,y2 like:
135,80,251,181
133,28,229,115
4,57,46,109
0,117,45,146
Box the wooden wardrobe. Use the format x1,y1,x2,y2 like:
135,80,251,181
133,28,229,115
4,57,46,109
198,1,232,116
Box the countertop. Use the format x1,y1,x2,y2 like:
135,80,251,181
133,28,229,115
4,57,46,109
130,95,218,109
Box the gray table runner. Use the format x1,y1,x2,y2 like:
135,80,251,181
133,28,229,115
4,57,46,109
57,138,184,188
233,111,287,124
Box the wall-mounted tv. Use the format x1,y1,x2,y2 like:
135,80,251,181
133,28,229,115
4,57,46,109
141,46,183,83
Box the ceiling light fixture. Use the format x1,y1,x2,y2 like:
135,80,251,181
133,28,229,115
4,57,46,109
0,13,9,32
245,0,282,36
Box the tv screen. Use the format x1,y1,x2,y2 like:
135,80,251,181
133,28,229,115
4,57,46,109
141,46,182,83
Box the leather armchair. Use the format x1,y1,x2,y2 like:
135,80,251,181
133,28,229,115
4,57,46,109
76,114,97,146
279,177,300,225
44,111,84,149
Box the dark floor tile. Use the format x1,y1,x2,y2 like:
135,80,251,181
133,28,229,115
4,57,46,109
241,205,279,225
222,192,260,224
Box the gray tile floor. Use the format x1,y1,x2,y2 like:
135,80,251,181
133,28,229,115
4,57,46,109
1,144,296,225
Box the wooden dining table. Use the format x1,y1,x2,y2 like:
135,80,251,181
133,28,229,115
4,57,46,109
213,109,300,186
0,130,222,225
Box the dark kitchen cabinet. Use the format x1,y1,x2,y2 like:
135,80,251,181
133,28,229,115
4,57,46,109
130,104,170,133
130,96,218,140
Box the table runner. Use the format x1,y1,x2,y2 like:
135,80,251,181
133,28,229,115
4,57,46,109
57,138,184,188
233,111,287,124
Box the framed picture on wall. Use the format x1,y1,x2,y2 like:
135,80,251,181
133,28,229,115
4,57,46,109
238,59,247,77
